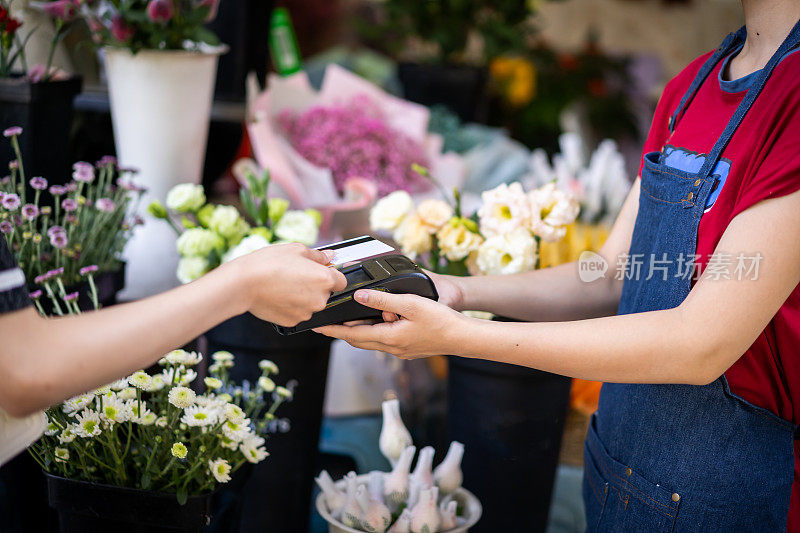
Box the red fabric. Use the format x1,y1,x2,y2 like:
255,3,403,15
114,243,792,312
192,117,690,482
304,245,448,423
640,50,800,529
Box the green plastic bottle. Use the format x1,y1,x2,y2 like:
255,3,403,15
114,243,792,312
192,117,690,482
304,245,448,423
268,7,302,76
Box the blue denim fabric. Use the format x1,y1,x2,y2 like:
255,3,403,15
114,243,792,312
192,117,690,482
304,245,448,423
585,21,800,532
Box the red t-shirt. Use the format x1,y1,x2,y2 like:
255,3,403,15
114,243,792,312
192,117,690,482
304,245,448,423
639,47,800,529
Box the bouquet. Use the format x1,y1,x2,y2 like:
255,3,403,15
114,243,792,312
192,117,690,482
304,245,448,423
370,166,579,277
0,126,144,289
148,169,323,284
38,0,221,53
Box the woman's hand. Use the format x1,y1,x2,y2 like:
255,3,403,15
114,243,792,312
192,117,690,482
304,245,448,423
426,270,465,310
225,243,347,327
314,289,468,358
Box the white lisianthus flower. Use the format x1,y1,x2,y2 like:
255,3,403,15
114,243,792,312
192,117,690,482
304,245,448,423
258,360,278,375
274,210,319,246
208,205,246,240
171,442,188,459
436,217,484,261
177,256,210,284
276,386,293,400
109,378,129,391
100,395,129,424
223,403,246,424
118,387,137,401
257,376,276,393
168,386,196,409
416,199,454,233
222,234,270,263
393,213,432,259
478,182,532,238
209,458,232,483
176,228,224,258
370,191,414,232
204,377,222,390
54,447,69,463
528,182,580,242
75,410,102,438
58,426,77,444
475,228,538,275
166,184,206,212
45,422,59,436
128,371,151,390
63,393,94,415
181,405,218,427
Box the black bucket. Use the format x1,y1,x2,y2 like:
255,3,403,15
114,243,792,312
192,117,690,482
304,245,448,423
204,313,333,533
447,355,572,533
46,474,213,532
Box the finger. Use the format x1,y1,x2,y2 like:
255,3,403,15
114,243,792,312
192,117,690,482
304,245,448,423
382,311,400,323
342,319,381,326
353,289,416,315
329,267,347,291
314,323,388,344
305,247,335,265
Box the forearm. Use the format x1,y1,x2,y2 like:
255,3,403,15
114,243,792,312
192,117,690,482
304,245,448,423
2,263,248,415
456,261,623,321
453,307,719,385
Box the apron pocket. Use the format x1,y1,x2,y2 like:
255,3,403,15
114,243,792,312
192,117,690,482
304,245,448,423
585,418,680,533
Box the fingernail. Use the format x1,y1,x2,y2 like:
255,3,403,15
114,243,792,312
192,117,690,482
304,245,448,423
323,250,335,261
354,290,368,303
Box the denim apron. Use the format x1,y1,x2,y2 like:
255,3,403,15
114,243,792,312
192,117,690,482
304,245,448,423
584,22,800,532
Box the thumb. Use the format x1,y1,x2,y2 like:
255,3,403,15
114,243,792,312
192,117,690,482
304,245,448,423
306,247,335,265
354,289,415,316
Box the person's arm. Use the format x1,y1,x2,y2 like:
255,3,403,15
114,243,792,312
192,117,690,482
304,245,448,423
316,188,800,386
0,243,346,417
433,180,641,321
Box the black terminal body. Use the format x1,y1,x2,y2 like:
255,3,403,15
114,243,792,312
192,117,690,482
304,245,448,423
275,254,438,335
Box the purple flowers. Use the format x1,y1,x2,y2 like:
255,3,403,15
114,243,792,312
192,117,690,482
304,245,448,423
96,155,117,167
72,162,95,183
34,273,50,284
49,267,64,277
0,221,12,234
79,265,99,276
277,96,430,197
29,290,42,299
8,160,17,170
49,185,67,196
62,198,78,212
21,204,39,221
63,292,79,302
2,193,21,211
96,198,115,213
3,126,22,138
47,226,66,237
146,0,174,23
110,14,135,42
50,232,68,249
30,177,48,190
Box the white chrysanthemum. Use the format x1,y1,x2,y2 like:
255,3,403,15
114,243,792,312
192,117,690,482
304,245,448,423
168,387,196,408
370,190,414,232
100,395,130,424
171,442,188,459
155,416,168,428
475,227,538,275
128,371,152,390
109,378,129,391
221,419,250,442
478,182,532,238
219,435,239,451
276,386,293,400
436,218,484,261
165,350,188,365
177,256,210,284
393,213,432,259
528,182,580,242
162,367,197,387
126,400,152,423
416,199,454,232
58,426,77,444
222,234,270,263
181,405,218,427
75,410,102,438
118,387,137,401
242,433,265,449
62,393,94,415
93,385,111,396
166,183,206,212
258,360,278,375
240,442,269,464
223,403,246,424
257,376,275,393
54,447,69,463
274,210,319,246
204,377,222,390
208,458,232,483
139,412,157,426
45,422,59,436
212,351,234,363
147,375,166,392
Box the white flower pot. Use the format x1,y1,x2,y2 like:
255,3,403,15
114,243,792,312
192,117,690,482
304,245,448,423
316,474,482,533
104,46,225,300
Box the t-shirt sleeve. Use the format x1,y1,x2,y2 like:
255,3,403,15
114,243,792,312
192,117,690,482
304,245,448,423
0,237,30,313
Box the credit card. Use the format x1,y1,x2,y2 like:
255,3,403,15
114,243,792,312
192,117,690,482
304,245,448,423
317,235,395,266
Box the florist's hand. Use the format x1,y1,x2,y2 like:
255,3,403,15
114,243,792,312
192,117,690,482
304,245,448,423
425,270,465,311
230,243,346,327
314,289,467,359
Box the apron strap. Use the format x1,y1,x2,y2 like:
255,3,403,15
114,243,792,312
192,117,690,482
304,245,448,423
668,26,747,133
697,18,800,180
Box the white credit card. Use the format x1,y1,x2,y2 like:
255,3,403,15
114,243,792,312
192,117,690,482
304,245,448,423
317,235,395,266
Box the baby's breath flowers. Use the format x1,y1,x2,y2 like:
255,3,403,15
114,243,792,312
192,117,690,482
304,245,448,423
30,350,293,503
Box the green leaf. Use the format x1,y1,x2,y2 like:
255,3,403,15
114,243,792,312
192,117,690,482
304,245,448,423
141,473,151,490
177,487,188,506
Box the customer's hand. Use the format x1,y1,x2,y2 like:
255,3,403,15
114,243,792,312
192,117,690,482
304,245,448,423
425,270,465,310
226,243,347,327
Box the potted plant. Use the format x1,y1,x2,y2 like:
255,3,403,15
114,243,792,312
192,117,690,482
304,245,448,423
369,168,579,532
26,279,293,532
40,0,226,299
0,0,82,191
149,170,333,532
359,0,546,122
